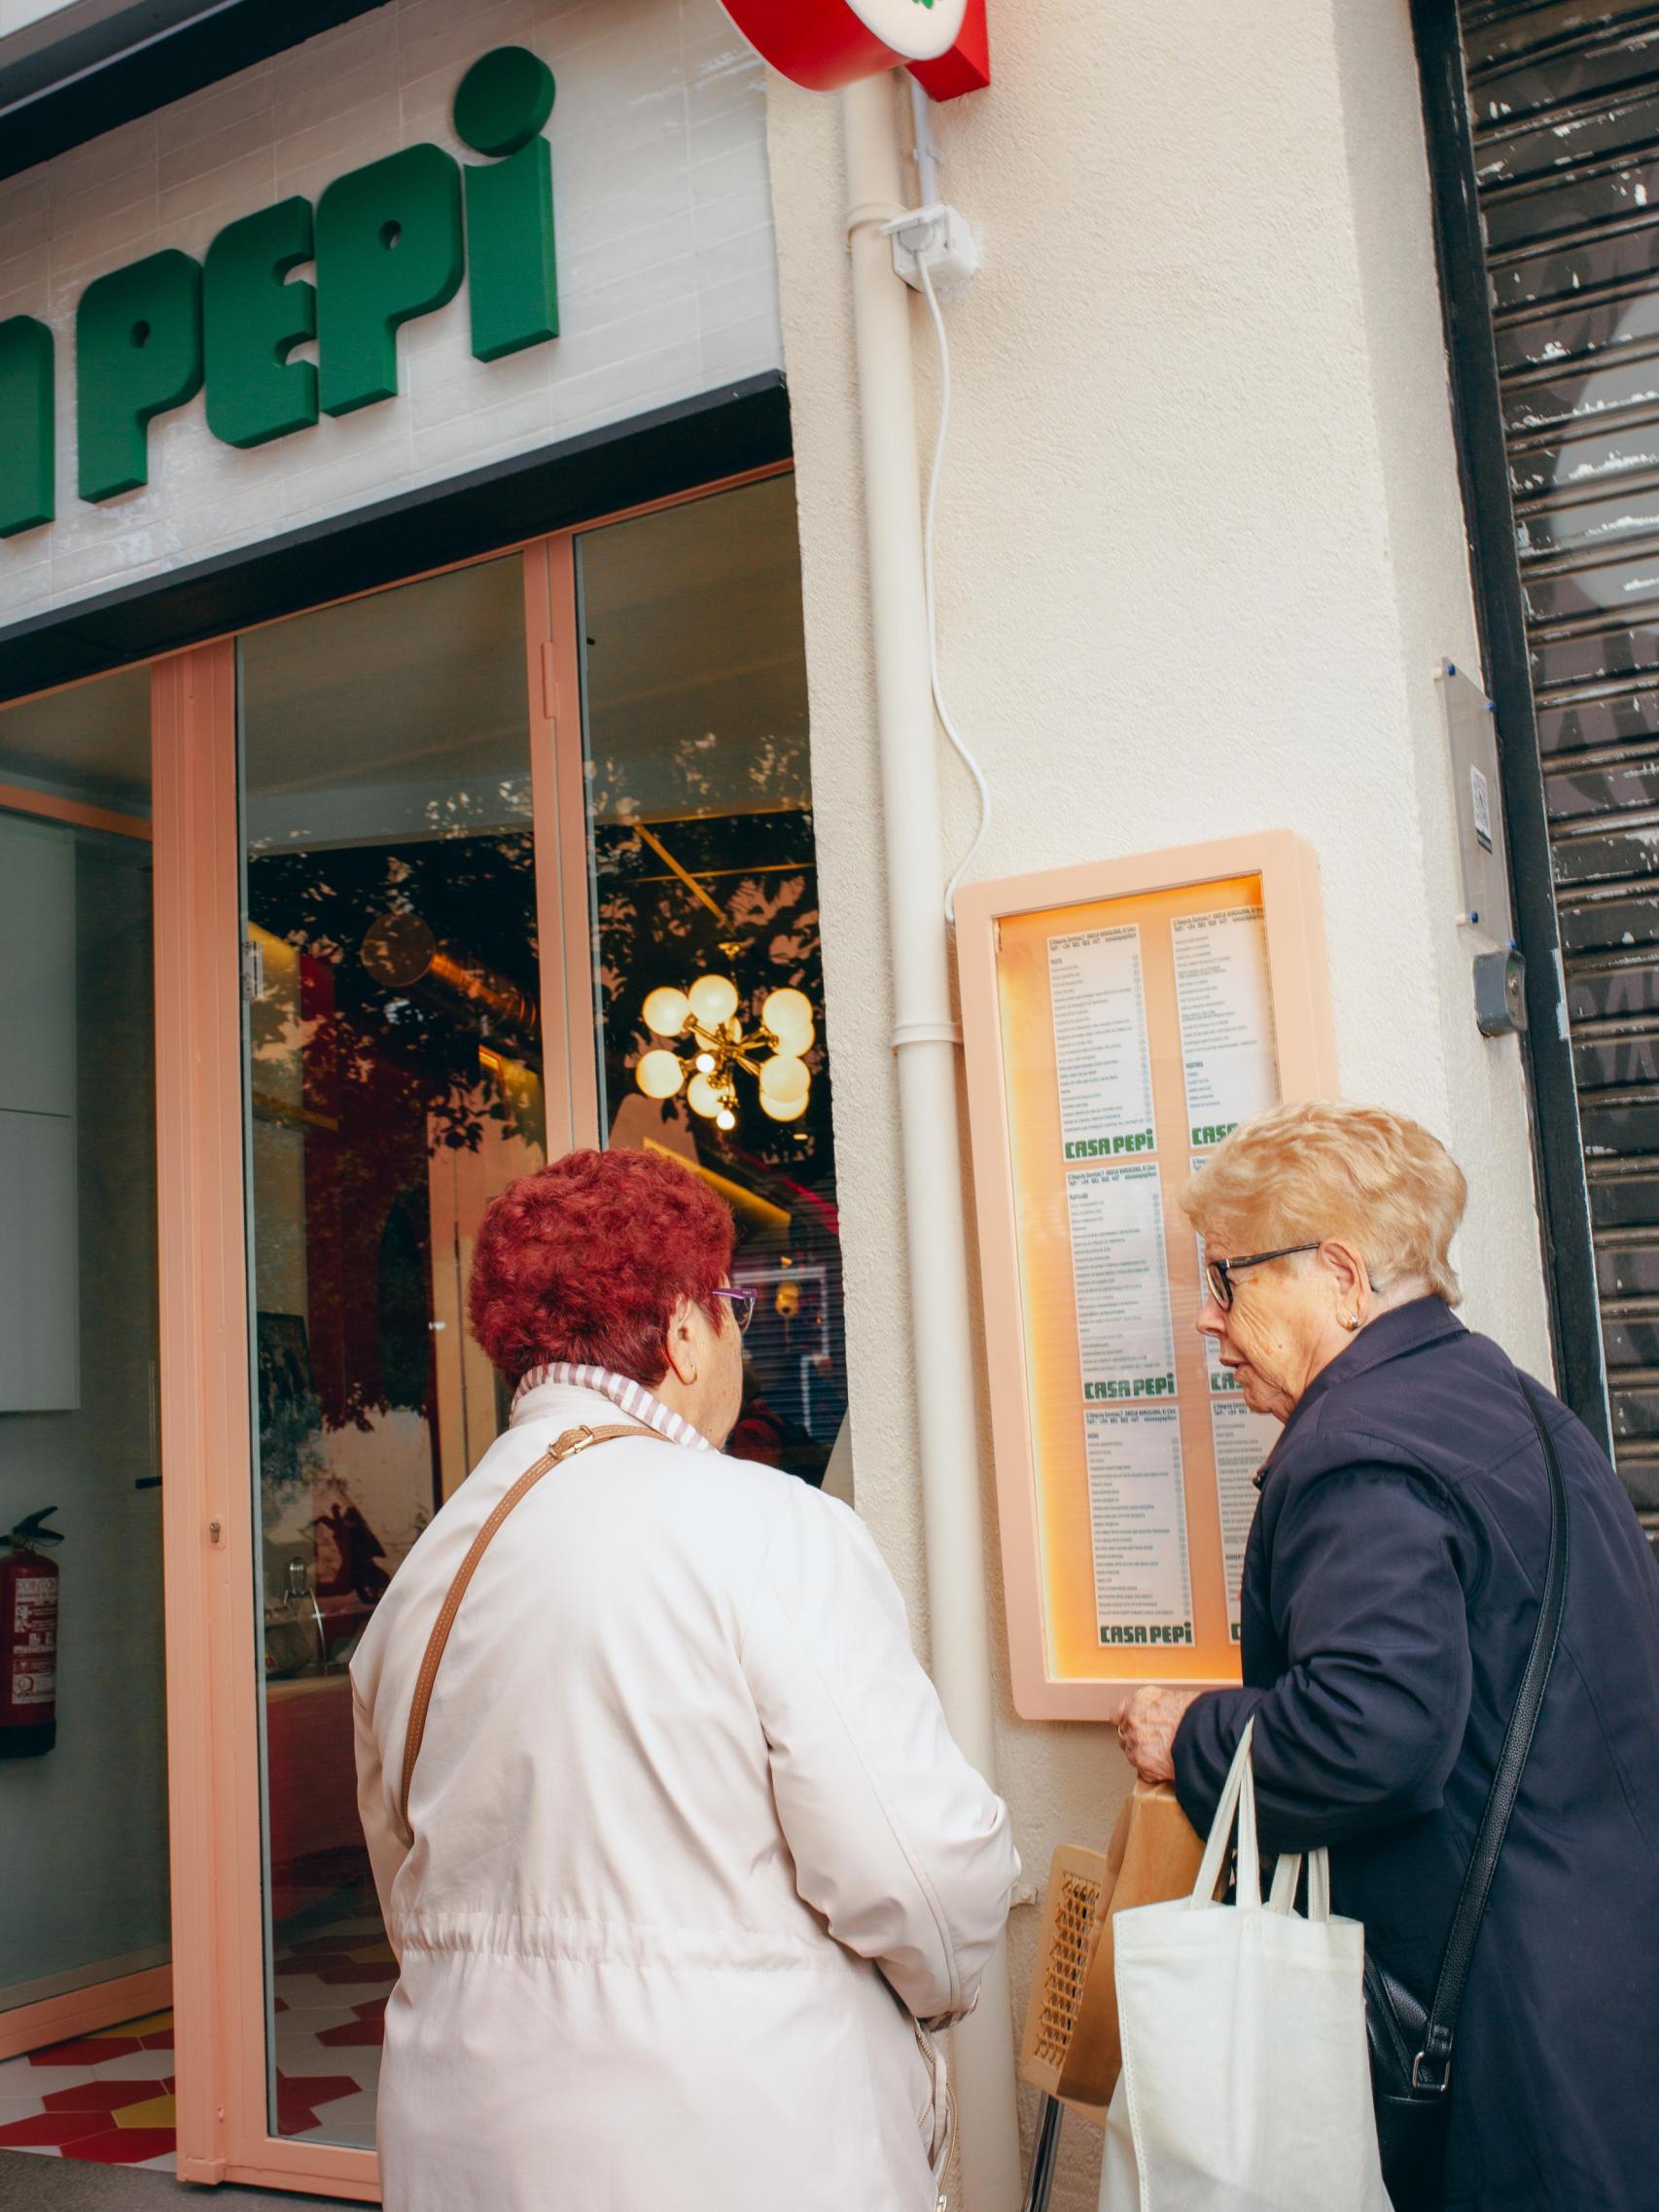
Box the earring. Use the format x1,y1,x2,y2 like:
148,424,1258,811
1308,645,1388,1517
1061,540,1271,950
1343,1314,1360,1333
684,1361,698,1383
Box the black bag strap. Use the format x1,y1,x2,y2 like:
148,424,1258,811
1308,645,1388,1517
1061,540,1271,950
1414,1374,1570,2089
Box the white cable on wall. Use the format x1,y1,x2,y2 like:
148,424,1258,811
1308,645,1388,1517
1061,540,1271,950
915,254,993,927
902,82,992,929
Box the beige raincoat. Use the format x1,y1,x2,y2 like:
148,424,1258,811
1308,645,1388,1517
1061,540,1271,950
352,1375,1018,2212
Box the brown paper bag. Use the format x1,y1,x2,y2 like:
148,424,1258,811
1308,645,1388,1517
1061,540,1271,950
1018,1781,1204,2121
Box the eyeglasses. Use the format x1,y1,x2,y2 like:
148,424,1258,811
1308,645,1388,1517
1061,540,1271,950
713,1285,757,1334
1204,1245,1323,1312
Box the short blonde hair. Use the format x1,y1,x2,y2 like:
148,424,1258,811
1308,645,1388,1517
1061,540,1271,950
1181,1101,1466,1305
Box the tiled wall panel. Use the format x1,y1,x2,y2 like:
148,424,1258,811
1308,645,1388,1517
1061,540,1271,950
0,0,82,34
0,0,782,624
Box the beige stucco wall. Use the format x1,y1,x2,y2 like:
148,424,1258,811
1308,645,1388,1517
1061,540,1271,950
765,3,1554,2204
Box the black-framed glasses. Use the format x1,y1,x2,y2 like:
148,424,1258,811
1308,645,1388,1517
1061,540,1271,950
1204,1245,1323,1312
713,1285,757,1334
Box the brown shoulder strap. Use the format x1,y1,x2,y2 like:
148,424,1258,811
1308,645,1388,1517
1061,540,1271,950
398,1421,668,1835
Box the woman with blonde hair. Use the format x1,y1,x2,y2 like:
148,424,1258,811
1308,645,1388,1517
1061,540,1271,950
1117,1101,1659,2212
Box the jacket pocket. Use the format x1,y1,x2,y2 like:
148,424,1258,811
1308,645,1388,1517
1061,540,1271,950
911,2022,953,2188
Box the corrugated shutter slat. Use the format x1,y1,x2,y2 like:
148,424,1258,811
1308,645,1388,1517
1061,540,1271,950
1461,0,1659,1506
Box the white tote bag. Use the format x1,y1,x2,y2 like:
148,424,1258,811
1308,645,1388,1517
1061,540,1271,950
1098,1722,1391,2212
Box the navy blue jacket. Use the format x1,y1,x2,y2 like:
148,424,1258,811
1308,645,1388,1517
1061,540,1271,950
1173,1297,1659,2211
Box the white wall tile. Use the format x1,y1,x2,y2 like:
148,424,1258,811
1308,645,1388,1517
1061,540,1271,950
158,147,277,237
3,0,83,30
0,242,51,308
407,343,548,428
154,64,275,158
698,308,780,389
0,0,780,615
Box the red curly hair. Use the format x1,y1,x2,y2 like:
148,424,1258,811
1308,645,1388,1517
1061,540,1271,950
468,1147,735,1388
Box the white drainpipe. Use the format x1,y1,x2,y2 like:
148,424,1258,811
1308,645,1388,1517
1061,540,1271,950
842,70,1023,2211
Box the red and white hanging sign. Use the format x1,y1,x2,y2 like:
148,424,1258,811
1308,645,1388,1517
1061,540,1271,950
721,0,990,100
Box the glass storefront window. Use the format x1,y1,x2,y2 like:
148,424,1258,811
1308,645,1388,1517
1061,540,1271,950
238,554,543,2146
577,476,849,1484
0,670,167,2020
0,471,834,2171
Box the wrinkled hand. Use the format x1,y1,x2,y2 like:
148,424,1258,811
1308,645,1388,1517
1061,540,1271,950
1115,1686,1202,1785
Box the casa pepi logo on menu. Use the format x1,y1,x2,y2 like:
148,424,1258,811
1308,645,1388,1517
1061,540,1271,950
718,0,991,99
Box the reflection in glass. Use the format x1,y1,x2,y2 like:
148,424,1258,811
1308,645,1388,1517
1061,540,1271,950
0,670,168,2019
578,477,849,1485
239,556,543,2146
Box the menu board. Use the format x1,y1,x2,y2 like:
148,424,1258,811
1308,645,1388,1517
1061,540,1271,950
1192,1175,1284,1644
1086,1406,1192,1646
1194,1168,1283,1636
1049,927,1155,1158
1068,1163,1176,1398
1173,907,1280,1146
956,837,1337,1716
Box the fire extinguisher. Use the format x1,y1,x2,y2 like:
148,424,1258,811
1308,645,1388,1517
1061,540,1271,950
0,1508,62,1759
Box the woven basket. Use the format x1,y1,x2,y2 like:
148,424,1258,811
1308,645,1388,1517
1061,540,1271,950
1018,1784,1204,2119
1018,1843,1112,2118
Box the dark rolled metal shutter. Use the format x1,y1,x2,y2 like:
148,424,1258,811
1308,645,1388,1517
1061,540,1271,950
1459,0,1659,1525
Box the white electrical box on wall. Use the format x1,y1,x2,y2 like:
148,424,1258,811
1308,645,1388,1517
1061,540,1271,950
1441,659,1514,948
1439,658,1527,1038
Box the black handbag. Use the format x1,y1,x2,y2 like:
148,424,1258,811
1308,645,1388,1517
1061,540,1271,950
1363,1376,1571,2212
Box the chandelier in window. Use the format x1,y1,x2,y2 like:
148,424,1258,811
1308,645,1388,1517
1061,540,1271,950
634,975,816,1133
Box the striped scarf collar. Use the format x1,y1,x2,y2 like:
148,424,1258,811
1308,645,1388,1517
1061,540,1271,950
509,1360,714,1453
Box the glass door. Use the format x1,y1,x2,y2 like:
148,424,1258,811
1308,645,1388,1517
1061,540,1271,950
154,467,843,2202
575,476,849,1485
0,671,170,2068
235,554,548,2157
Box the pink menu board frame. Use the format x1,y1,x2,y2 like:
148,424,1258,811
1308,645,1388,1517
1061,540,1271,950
956,832,1338,1721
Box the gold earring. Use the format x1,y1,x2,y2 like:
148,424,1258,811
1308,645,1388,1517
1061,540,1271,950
685,1361,698,1383
1343,1314,1360,1333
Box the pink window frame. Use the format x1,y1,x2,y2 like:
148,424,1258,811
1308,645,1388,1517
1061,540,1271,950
145,463,790,2198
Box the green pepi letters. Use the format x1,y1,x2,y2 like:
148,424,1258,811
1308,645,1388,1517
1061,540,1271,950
0,46,559,532
0,316,53,540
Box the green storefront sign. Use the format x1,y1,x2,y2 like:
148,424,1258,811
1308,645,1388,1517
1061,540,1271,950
0,45,559,539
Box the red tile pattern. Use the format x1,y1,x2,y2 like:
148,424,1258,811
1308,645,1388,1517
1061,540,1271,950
318,1997,388,2048
0,2055,176,2168
0,1895,389,2169
275,2074,363,2134
64,2129,179,2165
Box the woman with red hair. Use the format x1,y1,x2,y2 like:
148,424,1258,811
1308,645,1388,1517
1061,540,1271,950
352,1147,1016,2212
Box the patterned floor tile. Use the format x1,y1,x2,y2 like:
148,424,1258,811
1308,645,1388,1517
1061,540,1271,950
62,2126,178,2164
293,2086,379,2144
112,2093,176,2130
269,1882,385,2148
4,1881,389,2166
272,1976,365,2014
0,2012,179,2167
28,2038,143,2068
274,2073,362,2135
0,2062,88,2097
89,2049,176,2082
317,1997,388,2048
0,2112,108,2149
40,2082,162,2115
